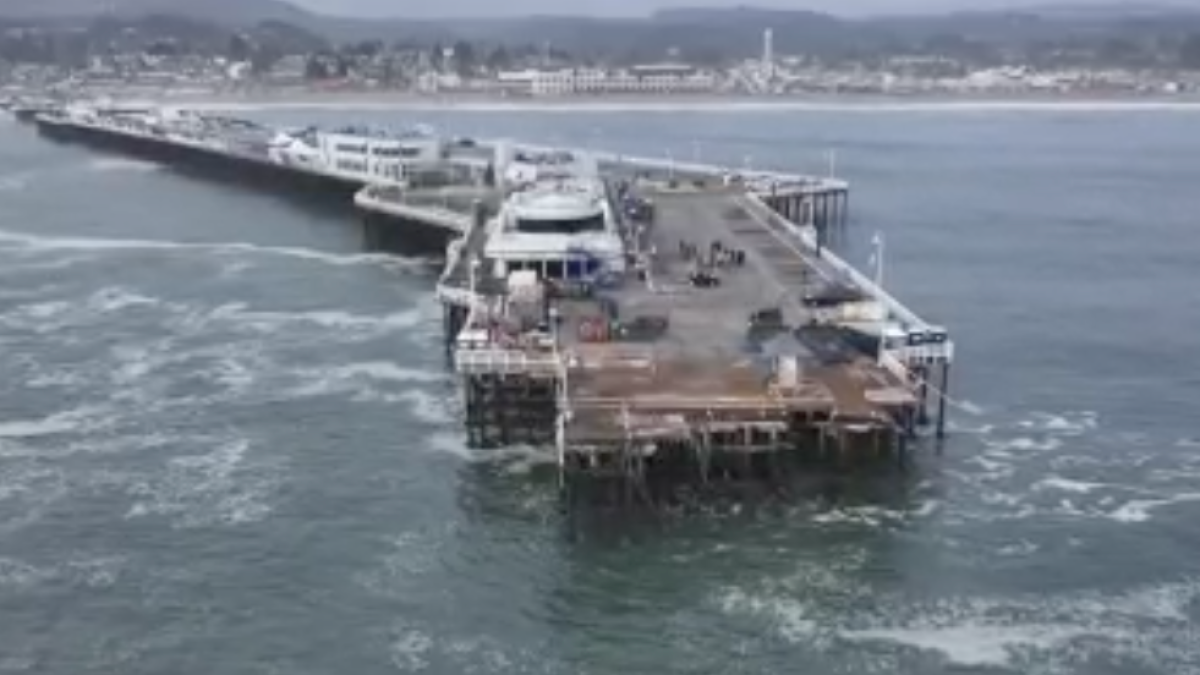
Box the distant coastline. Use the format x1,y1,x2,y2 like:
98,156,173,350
165,89,1200,111
40,86,1200,113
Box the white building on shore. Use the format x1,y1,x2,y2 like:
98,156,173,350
496,64,717,96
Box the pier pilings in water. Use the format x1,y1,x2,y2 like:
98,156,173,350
556,411,914,509
761,187,849,245
461,374,558,448
442,305,468,358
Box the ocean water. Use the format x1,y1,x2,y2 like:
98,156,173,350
1,105,1198,674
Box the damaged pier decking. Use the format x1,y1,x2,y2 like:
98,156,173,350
441,167,954,505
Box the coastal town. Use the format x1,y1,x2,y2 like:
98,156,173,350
4,19,1200,100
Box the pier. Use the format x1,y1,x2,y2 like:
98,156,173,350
29,103,497,253
33,105,371,203
15,100,953,507
437,163,952,507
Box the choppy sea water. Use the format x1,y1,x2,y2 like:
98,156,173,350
1,107,1198,674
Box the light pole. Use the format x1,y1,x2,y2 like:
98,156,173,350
869,231,884,287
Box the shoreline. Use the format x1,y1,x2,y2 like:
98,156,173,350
42,87,1200,112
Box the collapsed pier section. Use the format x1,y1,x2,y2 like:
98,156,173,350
438,174,953,506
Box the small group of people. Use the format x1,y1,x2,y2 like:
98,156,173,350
679,239,747,268
678,238,749,289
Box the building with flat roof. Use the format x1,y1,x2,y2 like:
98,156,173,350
495,66,717,96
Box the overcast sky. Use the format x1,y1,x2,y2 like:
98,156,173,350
286,0,1154,19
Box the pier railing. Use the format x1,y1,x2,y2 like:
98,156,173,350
504,140,849,195
878,350,912,383
741,194,949,342
354,186,472,233
454,347,563,376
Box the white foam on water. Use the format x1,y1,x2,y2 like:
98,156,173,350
26,368,87,389
811,505,911,528
985,436,1064,453
996,540,1040,557
1018,411,1099,435
392,390,455,425
84,336,265,409
0,405,112,439
487,443,559,476
0,463,70,533
1034,477,1107,494
216,257,251,279
718,587,821,644
0,557,58,588
85,286,159,313
389,628,434,672
117,346,173,390
385,622,543,674
208,354,259,396
0,555,123,590
205,302,435,336
947,420,993,435
719,578,1200,670
0,254,89,275
423,432,477,462
2,299,73,322
843,623,1094,667
283,361,444,402
124,437,282,528
965,455,1014,478
1107,493,1200,523
955,399,986,416
911,499,941,518
1072,581,1200,623
85,157,160,173
334,361,444,383
64,556,125,589
0,227,427,269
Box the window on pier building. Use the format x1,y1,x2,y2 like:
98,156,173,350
503,258,594,281
514,214,605,234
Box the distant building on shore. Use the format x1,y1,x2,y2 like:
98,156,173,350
495,64,717,96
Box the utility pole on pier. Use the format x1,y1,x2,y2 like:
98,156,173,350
869,231,884,286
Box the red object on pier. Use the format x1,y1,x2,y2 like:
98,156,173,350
578,318,609,343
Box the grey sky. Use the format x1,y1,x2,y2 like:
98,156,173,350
286,0,1151,19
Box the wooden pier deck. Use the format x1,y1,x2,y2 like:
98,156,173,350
548,184,914,451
